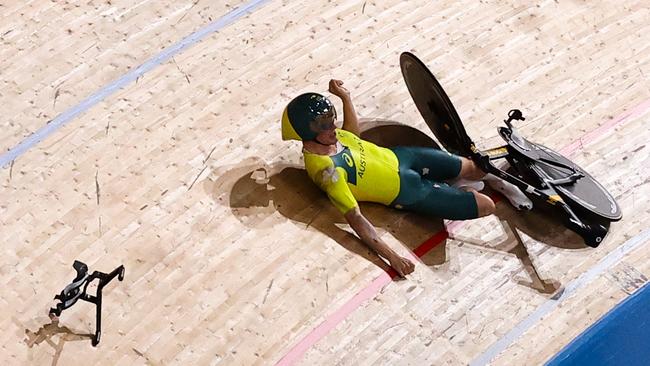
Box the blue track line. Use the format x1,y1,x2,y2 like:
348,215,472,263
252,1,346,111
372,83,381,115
1,0,272,168
470,228,650,366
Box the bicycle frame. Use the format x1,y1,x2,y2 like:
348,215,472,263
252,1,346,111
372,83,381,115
468,112,607,247
399,51,619,247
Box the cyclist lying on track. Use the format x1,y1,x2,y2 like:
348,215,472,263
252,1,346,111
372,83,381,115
281,79,531,277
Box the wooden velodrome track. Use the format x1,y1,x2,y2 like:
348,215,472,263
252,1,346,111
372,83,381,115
1,0,649,364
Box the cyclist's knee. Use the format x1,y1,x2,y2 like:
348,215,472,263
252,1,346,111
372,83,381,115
473,191,495,217
459,158,486,180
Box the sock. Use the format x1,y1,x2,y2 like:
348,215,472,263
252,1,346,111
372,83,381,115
484,173,533,210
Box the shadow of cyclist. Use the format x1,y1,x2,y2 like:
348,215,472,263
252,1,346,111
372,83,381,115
205,120,587,293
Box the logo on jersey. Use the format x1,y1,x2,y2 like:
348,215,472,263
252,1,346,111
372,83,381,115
331,147,357,185
343,153,354,167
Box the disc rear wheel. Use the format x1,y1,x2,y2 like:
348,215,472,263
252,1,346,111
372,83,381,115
531,143,622,222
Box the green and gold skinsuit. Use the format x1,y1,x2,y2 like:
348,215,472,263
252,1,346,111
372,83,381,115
304,129,478,219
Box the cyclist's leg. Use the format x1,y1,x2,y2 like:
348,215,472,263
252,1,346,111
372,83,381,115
392,146,467,181
392,170,493,219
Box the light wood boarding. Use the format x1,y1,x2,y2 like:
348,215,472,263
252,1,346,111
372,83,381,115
1,0,649,365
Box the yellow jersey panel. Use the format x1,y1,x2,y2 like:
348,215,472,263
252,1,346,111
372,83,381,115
304,129,401,213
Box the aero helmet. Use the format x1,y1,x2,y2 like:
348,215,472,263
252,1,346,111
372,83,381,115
281,92,336,141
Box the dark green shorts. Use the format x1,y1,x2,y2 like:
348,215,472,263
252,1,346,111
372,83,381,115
390,146,478,220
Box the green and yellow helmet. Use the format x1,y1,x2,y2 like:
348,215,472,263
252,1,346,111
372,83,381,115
281,92,337,141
